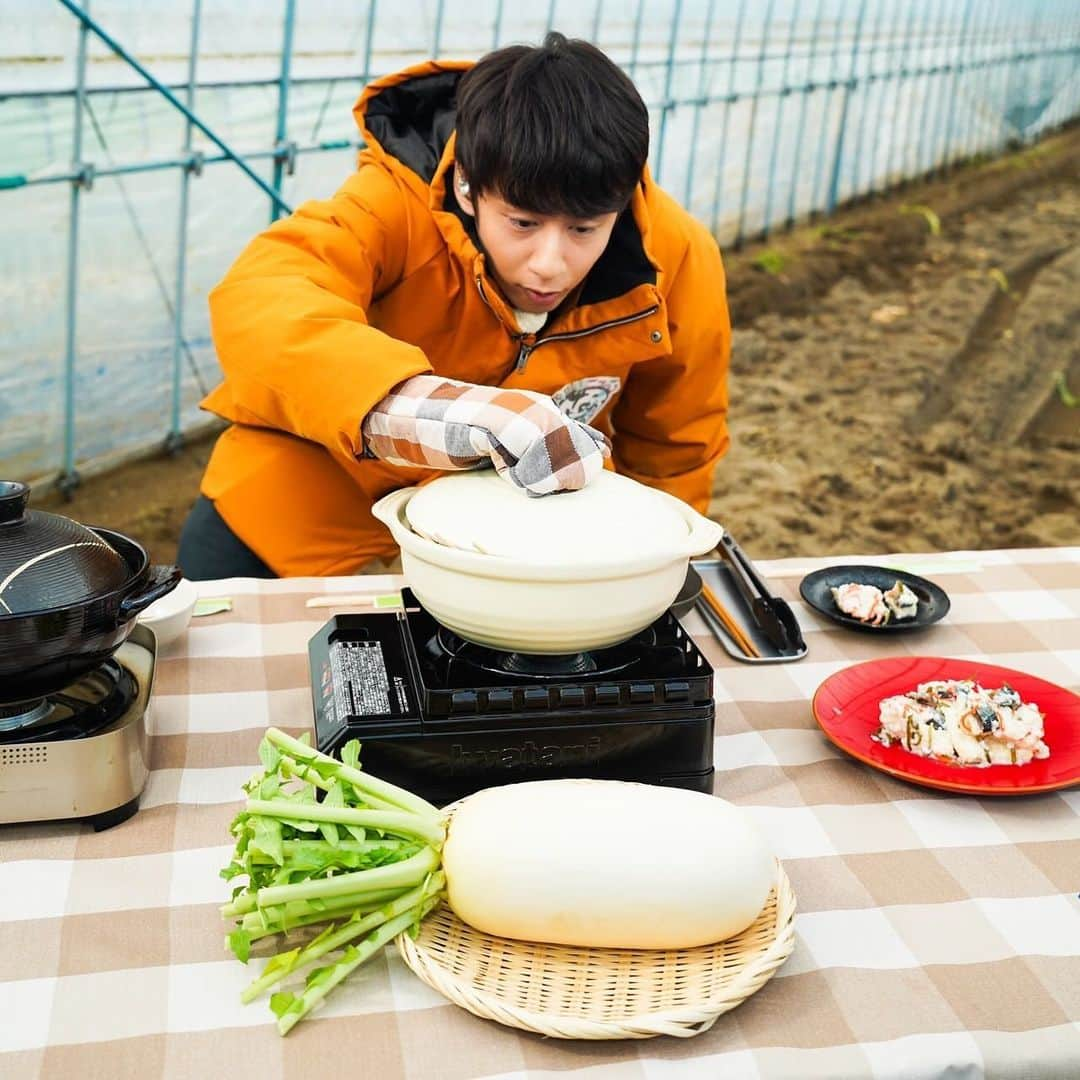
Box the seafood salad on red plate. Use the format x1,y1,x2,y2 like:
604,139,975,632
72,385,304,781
874,679,1049,767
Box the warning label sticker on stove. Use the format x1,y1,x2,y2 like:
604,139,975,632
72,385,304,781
329,640,395,717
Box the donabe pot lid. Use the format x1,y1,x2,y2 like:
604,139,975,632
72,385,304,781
0,481,131,616
403,471,691,562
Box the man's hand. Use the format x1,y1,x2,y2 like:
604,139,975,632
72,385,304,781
361,374,610,495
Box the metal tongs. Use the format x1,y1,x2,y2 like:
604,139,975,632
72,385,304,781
716,531,806,657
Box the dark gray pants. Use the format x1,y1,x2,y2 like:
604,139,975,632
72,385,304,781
177,495,276,580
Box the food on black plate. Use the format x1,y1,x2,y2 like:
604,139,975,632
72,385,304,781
831,580,918,625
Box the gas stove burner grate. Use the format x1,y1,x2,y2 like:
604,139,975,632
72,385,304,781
0,698,51,731
433,624,657,681
500,650,596,677
0,659,138,745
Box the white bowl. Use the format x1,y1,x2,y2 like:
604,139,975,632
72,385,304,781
137,576,198,646
372,483,723,654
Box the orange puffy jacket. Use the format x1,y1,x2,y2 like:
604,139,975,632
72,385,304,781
200,60,731,576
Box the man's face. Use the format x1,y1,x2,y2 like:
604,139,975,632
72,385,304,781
459,188,619,315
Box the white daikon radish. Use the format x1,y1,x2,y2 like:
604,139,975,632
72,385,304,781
442,779,775,950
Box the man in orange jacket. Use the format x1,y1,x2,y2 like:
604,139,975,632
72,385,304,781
178,32,731,579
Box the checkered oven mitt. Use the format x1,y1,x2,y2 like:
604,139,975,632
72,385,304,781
361,374,610,496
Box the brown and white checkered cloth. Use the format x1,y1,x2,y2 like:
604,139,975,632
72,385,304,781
361,374,611,495
2,547,1080,1079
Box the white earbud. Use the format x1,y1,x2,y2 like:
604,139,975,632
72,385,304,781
457,178,470,197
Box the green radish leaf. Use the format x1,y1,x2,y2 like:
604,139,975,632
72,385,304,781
307,757,344,781
305,962,337,990
318,784,344,846
305,923,340,953
269,991,297,1018
241,772,265,795
250,816,284,866
228,929,253,964
341,740,362,772
257,774,281,801
262,946,302,978
286,819,322,834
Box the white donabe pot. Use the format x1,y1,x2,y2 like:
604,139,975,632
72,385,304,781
371,472,723,653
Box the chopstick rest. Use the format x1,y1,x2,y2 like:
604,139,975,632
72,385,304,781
305,593,402,609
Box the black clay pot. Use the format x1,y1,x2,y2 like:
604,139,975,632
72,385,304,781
0,481,181,703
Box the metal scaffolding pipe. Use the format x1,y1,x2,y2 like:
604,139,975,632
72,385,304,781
54,0,293,214
271,0,298,223
168,0,203,451
60,0,91,495
826,0,870,214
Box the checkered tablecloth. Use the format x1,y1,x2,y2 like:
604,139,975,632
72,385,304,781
3,548,1079,1079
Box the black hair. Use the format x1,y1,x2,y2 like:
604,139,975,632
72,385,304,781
454,32,649,219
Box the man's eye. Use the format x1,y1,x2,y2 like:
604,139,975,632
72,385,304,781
509,217,536,229
572,225,598,236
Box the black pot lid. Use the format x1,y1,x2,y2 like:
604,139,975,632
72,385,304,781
0,481,132,616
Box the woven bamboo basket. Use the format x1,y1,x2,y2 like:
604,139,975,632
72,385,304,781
396,859,796,1040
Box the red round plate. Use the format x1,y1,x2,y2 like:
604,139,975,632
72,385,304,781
812,657,1080,795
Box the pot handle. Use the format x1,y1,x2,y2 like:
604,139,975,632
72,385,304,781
119,565,183,619
651,490,725,558
371,486,416,535
681,513,724,558
0,481,30,525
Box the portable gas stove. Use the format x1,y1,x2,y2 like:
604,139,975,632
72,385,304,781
309,589,714,805
0,624,156,830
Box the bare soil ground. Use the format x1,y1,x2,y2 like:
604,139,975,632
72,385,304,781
31,128,1080,565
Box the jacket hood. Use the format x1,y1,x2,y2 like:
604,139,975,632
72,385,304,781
354,61,468,184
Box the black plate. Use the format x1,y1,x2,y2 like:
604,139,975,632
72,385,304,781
799,565,950,633
671,565,703,619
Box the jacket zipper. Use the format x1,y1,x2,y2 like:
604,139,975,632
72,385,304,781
516,305,660,368
475,276,659,372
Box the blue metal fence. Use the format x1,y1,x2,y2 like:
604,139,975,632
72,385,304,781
1,0,1078,489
